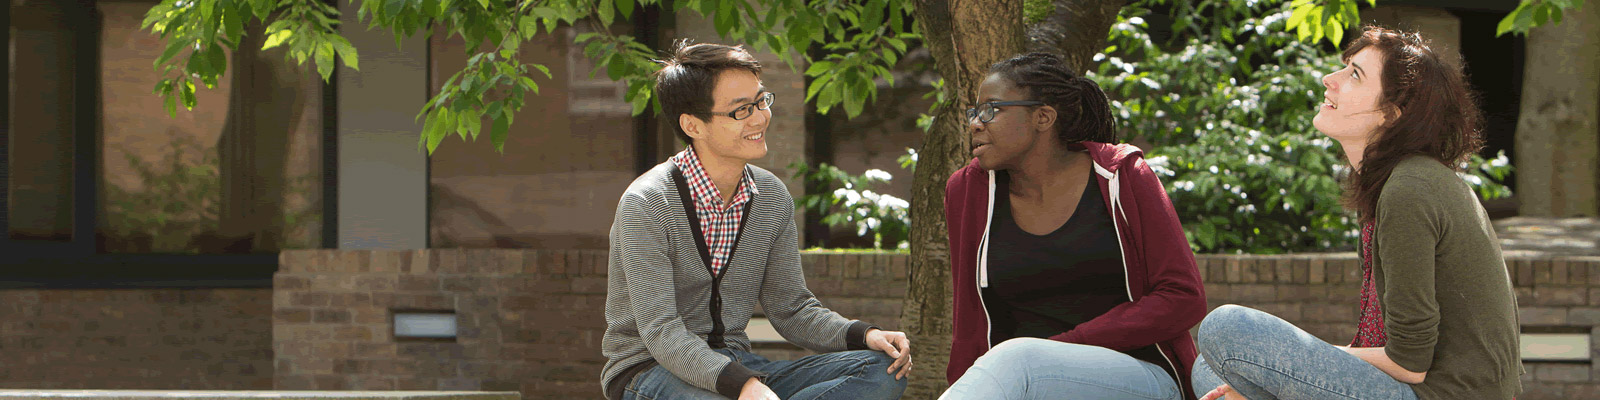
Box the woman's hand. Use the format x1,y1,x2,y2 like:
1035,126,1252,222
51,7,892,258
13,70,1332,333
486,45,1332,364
1198,384,1249,400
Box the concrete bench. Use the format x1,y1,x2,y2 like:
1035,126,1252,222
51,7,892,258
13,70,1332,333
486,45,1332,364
0,391,519,400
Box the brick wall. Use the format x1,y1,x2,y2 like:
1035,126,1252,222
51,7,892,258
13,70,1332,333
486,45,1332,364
0,289,273,389
271,250,907,399
275,250,1600,399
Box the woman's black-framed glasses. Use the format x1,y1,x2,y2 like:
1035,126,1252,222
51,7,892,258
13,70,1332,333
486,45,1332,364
965,100,1045,123
713,92,776,120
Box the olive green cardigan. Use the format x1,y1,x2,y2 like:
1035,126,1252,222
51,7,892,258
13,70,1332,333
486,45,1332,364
1374,156,1522,399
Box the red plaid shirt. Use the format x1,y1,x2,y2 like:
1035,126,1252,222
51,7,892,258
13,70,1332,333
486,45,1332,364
1351,220,1388,347
672,147,757,277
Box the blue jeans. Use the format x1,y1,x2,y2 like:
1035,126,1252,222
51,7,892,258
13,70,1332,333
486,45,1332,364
940,337,1182,400
1191,305,1418,400
622,348,906,400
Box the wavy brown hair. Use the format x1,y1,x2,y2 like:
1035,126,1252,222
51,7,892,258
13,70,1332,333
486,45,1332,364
1341,26,1484,224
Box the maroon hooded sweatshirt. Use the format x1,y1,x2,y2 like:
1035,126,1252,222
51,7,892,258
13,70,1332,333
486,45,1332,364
944,142,1206,398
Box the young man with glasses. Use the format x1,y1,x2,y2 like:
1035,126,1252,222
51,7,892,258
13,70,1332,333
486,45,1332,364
600,41,912,400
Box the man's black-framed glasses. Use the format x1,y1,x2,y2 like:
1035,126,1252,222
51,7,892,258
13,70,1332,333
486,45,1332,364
713,91,776,120
965,100,1045,123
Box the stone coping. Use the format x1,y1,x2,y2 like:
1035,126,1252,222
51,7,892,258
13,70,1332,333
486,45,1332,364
0,391,519,400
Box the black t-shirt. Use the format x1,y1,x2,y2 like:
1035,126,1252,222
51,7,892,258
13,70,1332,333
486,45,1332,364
983,170,1170,375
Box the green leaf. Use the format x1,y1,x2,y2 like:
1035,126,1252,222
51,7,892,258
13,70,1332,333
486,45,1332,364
330,35,359,70
490,113,509,152
598,0,615,26
531,63,552,79
806,74,833,102
1327,21,1344,46
804,61,835,76
156,40,187,68
164,89,178,116
616,0,634,19
630,87,651,115
425,110,447,154
715,0,734,37
818,81,839,113
1496,11,1517,36
607,56,627,80
386,0,408,16
884,37,907,53
461,108,482,140
223,9,245,44
315,42,335,80
181,80,197,109
262,29,292,50
520,76,540,94
206,44,227,77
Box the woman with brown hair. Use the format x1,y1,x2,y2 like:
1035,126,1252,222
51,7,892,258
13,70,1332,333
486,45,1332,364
1190,26,1521,400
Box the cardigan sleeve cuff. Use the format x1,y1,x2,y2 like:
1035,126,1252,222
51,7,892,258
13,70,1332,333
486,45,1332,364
715,361,767,399
846,321,879,351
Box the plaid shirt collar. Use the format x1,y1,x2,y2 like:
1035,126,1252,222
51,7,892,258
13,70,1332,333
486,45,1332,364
671,147,758,211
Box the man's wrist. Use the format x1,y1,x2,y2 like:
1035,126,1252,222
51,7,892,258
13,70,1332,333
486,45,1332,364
715,361,766,398
846,321,878,350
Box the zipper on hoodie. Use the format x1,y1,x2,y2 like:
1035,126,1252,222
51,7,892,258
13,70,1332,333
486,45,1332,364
1093,162,1186,395
977,170,997,349
974,162,1187,391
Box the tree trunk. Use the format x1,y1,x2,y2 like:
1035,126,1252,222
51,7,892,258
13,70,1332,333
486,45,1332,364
211,21,307,252
1515,3,1600,217
904,0,1024,397
901,1,1125,396
1026,0,1126,73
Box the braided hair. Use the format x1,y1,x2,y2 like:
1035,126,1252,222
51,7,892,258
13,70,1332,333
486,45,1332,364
989,52,1118,144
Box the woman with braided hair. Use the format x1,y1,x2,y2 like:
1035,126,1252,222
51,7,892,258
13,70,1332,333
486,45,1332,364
940,52,1206,400
1190,26,1521,400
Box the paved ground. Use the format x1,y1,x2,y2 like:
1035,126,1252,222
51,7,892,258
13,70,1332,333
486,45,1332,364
1495,217,1600,257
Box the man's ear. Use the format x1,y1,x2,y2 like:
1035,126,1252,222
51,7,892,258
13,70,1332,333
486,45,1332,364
679,113,705,141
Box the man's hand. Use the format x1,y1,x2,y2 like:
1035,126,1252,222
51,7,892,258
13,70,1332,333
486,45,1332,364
739,377,779,400
865,328,913,380
1199,384,1249,400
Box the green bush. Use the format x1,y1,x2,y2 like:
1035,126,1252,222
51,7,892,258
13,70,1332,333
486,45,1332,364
791,149,916,250
1093,0,1513,253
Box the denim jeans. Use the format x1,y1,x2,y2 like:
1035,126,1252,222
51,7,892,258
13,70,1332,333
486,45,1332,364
940,337,1183,400
1191,305,1419,400
622,348,906,400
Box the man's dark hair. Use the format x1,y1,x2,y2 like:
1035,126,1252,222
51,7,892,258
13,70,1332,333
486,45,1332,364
654,40,762,144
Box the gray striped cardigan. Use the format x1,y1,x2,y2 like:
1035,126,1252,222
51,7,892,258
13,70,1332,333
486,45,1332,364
600,161,873,399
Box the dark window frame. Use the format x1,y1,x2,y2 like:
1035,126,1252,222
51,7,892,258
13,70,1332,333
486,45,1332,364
0,0,341,288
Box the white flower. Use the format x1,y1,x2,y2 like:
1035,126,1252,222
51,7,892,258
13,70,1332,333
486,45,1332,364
836,188,861,204
876,194,910,210
1489,153,1509,167
1458,172,1483,185
1129,16,1145,25
864,169,893,182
